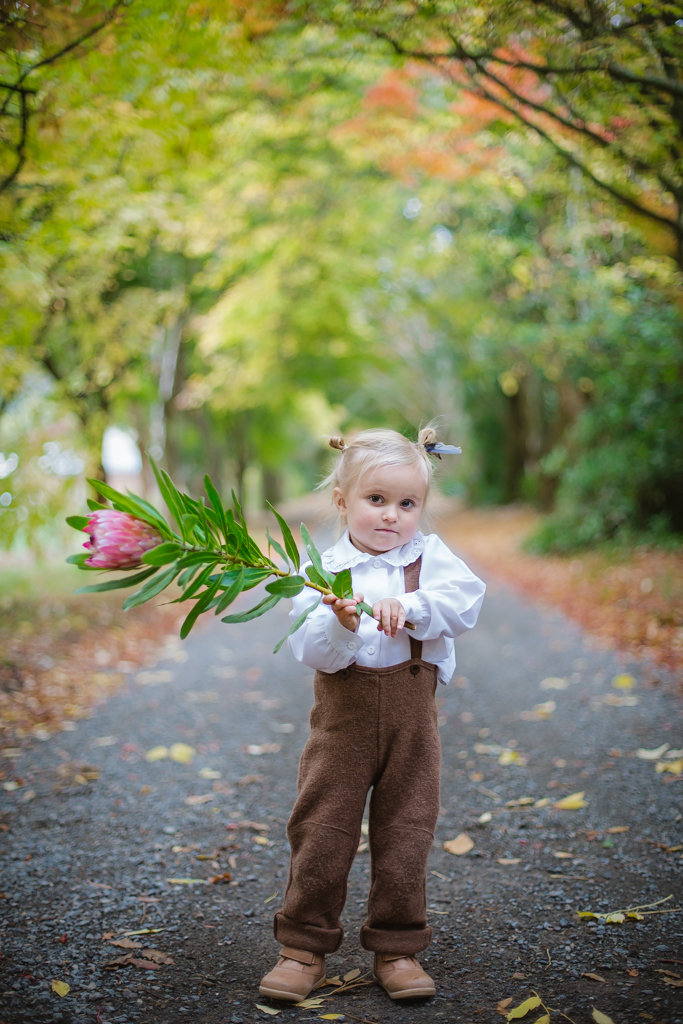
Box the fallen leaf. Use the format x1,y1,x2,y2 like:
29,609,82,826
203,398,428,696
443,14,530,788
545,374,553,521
613,673,635,689
540,677,569,689
255,1006,281,1016
511,973,526,980
198,767,221,779
169,743,196,764
145,746,168,762
51,980,70,997
343,968,361,982
627,968,639,977
319,1016,344,1021
553,851,573,859
478,811,492,823
636,744,669,760
109,938,142,949
184,794,214,805
656,969,681,978
296,997,325,1008
246,743,281,755
582,973,608,983
139,949,174,964
123,927,165,936
498,749,521,766
533,797,550,808
166,878,206,885
604,912,625,923
507,995,541,1020
554,791,587,810
444,833,474,855
128,958,162,970
498,858,522,865
207,872,232,884
656,758,683,775
505,797,535,808
497,997,513,1015
533,1017,550,1024
662,977,683,988
606,826,629,833
253,835,269,846
592,1010,616,1024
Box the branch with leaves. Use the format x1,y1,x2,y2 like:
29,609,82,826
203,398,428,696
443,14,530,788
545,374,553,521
65,460,404,653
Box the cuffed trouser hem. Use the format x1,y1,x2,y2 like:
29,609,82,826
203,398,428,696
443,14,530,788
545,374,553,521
359,923,432,955
273,911,344,955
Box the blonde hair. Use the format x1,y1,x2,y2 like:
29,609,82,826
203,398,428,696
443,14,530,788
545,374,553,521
321,426,438,497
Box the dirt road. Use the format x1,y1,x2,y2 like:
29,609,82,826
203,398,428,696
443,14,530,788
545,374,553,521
1,539,682,1024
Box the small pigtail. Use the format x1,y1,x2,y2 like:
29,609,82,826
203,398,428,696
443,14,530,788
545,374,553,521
329,436,347,452
417,426,437,447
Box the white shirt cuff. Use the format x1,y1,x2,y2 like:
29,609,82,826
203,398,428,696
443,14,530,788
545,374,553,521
324,610,365,655
400,592,427,626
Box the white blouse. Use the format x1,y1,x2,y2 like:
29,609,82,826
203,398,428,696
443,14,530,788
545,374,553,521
288,530,486,685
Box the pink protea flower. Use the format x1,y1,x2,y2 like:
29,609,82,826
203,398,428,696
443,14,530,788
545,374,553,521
82,510,164,569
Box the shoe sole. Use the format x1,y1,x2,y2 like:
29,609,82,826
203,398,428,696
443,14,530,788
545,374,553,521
373,974,435,1000
258,977,327,1003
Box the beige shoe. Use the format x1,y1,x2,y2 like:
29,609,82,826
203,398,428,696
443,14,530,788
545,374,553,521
259,946,326,1002
373,952,436,999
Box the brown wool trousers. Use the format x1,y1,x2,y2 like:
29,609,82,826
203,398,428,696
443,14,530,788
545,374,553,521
274,558,441,956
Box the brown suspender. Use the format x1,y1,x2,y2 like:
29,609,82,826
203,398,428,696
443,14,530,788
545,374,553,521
403,556,422,662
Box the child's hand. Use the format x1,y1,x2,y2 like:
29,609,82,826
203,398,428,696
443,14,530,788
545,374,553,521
372,598,406,638
322,591,364,633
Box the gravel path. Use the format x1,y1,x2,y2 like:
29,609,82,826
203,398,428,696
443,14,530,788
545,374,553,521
1,546,682,1024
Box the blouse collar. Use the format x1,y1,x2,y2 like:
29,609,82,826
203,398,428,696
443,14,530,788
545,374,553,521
321,530,425,572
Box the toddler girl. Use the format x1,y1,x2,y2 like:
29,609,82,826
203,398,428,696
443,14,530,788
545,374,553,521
259,427,486,1002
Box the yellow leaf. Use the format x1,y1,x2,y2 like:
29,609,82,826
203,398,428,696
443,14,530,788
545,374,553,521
577,911,601,919
166,878,206,885
444,833,474,855
583,973,608,983
606,826,629,833
612,673,635,689
656,758,683,775
498,749,520,766
592,1009,616,1024
533,1017,550,1024
145,746,169,762
254,1005,280,1015
253,835,269,845
554,791,586,810
605,912,625,923
169,743,196,764
479,811,492,823
507,995,541,1020
553,851,573,859
52,980,70,997
498,858,521,865
343,968,361,982
533,797,550,808
319,1017,344,1021
296,997,325,1008
626,911,644,920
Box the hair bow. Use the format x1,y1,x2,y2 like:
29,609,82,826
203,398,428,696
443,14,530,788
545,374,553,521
423,442,462,460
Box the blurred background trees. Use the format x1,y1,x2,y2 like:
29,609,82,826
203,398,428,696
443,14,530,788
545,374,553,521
1,0,682,555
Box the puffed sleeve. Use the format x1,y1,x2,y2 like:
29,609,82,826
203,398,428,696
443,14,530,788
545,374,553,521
399,535,485,640
287,562,367,671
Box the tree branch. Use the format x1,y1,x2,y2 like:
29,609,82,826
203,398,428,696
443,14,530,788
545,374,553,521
0,89,28,193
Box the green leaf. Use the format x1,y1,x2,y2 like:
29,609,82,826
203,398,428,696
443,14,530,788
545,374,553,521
181,514,200,537
122,565,179,610
300,523,334,586
231,488,245,526
86,478,171,534
177,562,216,602
267,502,300,570
265,575,305,597
273,596,321,653
179,574,224,639
141,542,184,565
86,499,107,511
66,552,97,568
266,531,289,567
204,475,228,537
332,568,353,599
178,563,202,588
305,564,330,589
148,457,185,531
209,567,272,592
74,566,158,594
221,593,281,623
66,515,90,531
213,566,245,614
176,551,219,569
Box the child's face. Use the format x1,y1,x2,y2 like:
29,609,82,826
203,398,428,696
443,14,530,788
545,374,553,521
333,463,427,555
